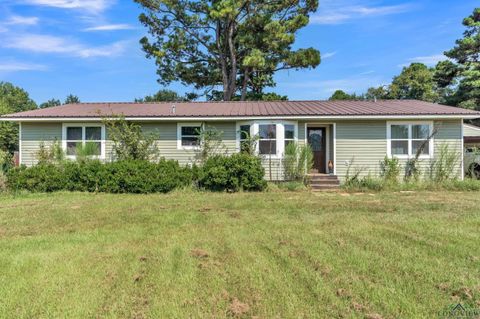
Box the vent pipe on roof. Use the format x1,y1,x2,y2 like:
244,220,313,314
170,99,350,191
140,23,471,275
374,96,377,103
171,104,176,114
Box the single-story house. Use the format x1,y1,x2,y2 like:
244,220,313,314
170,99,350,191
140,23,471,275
2,100,480,182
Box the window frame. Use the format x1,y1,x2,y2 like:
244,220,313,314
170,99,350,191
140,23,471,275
236,121,297,159
387,121,434,159
62,123,106,160
177,122,202,150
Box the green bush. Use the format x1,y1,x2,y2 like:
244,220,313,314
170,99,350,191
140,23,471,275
7,159,193,194
380,156,400,183
198,153,266,192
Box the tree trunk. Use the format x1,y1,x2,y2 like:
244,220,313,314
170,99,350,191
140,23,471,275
216,21,229,100
240,68,250,101
225,21,237,101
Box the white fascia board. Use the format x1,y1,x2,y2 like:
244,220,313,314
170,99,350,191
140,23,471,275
2,114,480,122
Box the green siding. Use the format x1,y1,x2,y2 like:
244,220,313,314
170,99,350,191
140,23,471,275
19,119,464,182
21,121,237,167
21,123,62,166
335,120,463,181
335,120,387,179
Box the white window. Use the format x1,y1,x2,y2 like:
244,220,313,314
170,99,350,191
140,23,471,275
62,124,105,158
284,124,295,150
177,123,202,149
387,122,433,158
236,121,297,158
259,124,277,155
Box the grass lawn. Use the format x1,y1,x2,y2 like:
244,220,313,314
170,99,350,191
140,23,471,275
0,190,479,318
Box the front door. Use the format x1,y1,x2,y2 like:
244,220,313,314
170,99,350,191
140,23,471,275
307,127,326,173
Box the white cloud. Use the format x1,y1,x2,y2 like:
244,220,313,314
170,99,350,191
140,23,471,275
4,34,128,58
83,24,134,31
5,15,39,25
399,54,446,67
311,3,412,25
322,51,337,59
23,0,113,13
0,61,47,72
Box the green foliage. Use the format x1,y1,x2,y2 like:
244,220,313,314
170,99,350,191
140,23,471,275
0,82,37,153
329,90,362,101
239,130,259,156
275,181,306,191
103,117,159,161
428,144,460,182
344,158,366,187
0,149,13,174
36,141,65,165
198,153,267,192
39,99,61,109
283,142,313,181
135,89,192,102
7,160,193,194
64,94,80,104
343,175,385,192
75,142,100,164
365,86,390,100
443,8,480,109
195,127,225,164
389,63,438,101
379,156,400,183
136,0,319,101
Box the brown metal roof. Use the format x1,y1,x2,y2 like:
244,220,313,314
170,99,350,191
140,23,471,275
2,100,480,119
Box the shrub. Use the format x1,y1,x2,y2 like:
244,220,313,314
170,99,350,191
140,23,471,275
103,117,159,161
0,149,13,173
380,156,400,183
198,153,266,192
7,159,193,194
195,127,225,164
283,142,313,181
429,143,460,182
7,164,67,192
36,140,65,165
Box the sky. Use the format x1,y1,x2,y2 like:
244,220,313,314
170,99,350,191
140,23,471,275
0,0,478,104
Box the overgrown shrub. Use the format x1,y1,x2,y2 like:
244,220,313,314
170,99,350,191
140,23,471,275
0,149,13,173
103,117,159,161
380,156,400,183
429,143,460,182
36,141,65,165
283,142,313,181
198,153,266,192
195,127,225,164
7,159,193,194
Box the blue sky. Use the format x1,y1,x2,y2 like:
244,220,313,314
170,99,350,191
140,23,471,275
0,0,477,104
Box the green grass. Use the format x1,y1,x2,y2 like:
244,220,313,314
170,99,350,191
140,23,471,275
0,190,479,318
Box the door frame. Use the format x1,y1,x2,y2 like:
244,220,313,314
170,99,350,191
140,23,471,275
305,123,335,174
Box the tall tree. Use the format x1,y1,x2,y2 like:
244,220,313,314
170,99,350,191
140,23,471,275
329,90,361,100
0,82,37,153
135,0,320,101
64,94,80,104
365,86,390,100
444,8,480,110
135,89,191,102
389,63,438,102
39,98,61,108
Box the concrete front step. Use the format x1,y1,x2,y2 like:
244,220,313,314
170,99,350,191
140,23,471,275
307,174,341,191
310,180,340,185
